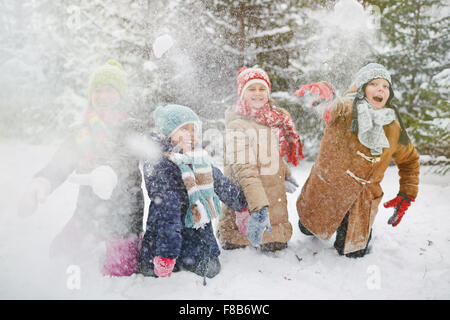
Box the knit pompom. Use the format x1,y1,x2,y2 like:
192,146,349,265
106,59,124,71
237,67,248,76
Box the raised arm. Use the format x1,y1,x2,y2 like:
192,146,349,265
212,165,248,212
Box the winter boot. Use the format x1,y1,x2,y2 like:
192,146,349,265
333,213,372,258
298,219,314,236
259,242,288,252
344,231,372,258
199,258,221,279
182,257,221,279
138,263,157,277
221,242,247,250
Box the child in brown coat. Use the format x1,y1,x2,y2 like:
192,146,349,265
294,63,420,258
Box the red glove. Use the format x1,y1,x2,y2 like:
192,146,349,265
235,208,250,236
383,193,415,227
293,82,336,123
153,256,176,277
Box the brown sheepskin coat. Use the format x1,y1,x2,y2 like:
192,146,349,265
216,105,294,246
297,92,420,254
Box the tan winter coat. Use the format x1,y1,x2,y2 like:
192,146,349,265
296,91,420,254
217,105,293,246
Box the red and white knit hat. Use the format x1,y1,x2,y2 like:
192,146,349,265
236,67,271,100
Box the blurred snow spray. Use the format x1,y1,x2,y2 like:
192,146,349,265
153,34,174,59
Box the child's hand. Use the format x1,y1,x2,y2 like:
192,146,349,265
294,82,336,105
235,208,250,236
246,206,272,246
153,256,176,277
293,82,336,123
383,193,415,227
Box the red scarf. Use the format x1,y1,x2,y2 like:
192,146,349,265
235,100,304,166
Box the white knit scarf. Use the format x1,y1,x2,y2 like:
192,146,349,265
356,98,396,155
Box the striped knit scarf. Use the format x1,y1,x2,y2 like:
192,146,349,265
74,110,129,166
235,100,304,166
168,149,222,229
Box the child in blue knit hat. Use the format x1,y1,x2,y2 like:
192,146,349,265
139,104,248,279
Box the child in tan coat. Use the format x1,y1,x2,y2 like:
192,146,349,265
217,67,303,251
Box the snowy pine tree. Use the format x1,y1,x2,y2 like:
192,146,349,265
284,0,380,158
1,0,448,162
200,0,298,93
0,1,69,141
373,0,450,157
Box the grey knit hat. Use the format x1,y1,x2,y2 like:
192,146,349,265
350,63,409,145
353,63,392,91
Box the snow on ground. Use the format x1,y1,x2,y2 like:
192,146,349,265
0,141,449,299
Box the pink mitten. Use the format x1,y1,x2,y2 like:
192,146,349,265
293,82,336,123
235,208,250,236
153,256,176,277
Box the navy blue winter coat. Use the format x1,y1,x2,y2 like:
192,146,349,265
139,135,247,274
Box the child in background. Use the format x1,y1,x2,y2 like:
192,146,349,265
294,63,420,258
217,67,303,252
139,104,247,279
18,60,145,276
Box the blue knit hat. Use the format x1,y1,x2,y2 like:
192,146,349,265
153,104,201,137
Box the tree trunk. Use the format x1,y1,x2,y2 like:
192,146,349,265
238,1,246,66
